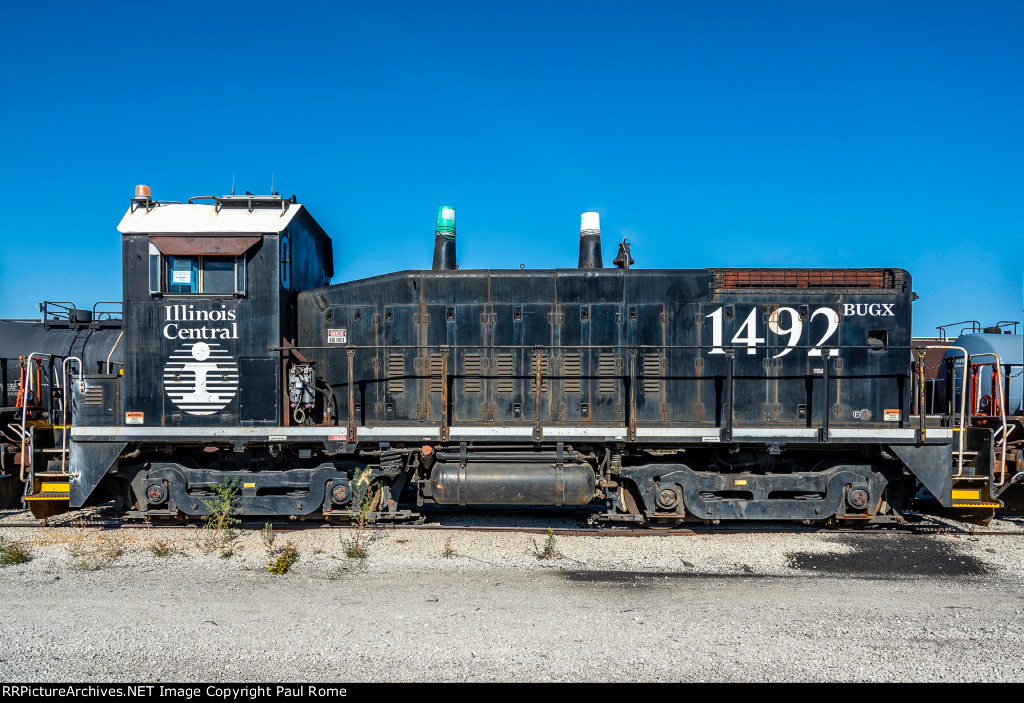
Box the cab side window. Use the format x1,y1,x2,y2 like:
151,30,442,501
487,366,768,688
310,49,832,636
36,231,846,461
156,254,244,295
167,256,199,294
280,235,291,290
203,256,236,294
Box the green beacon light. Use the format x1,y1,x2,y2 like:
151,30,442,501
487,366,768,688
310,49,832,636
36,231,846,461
436,206,456,238
432,206,457,270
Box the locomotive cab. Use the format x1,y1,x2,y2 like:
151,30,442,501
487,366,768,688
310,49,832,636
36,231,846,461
67,191,350,520
116,192,332,428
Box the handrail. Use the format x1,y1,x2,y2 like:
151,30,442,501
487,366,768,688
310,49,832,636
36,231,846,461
39,301,77,322
277,342,922,444
60,357,83,477
106,331,124,373
91,301,123,321
967,352,1008,487
923,346,969,475
936,320,980,341
19,353,52,483
270,343,926,351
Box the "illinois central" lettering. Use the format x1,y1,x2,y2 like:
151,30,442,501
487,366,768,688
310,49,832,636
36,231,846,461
163,304,239,339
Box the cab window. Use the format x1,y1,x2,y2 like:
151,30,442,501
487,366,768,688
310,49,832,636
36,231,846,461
160,255,244,295
167,256,198,294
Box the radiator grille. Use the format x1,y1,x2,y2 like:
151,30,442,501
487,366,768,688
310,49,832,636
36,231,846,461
563,353,581,394
496,353,514,393
598,353,618,394
642,354,661,394
387,353,405,394
429,354,444,394
463,353,482,393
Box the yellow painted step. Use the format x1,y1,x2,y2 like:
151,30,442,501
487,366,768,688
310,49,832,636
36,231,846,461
40,482,69,493
952,489,980,500
25,482,70,500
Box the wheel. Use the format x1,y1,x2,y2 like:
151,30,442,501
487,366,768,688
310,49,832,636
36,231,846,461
646,516,685,530
28,498,69,520
952,508,995,527
148,514,187,526
620,483,643,516
368,487,382,512
618,483,682,529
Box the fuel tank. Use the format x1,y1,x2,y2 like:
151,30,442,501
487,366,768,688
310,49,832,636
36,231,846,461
429,451,597,506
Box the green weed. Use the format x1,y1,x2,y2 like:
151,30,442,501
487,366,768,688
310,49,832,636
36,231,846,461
149,539,173,557
266,543,299,575
342,468,379,560
260,523,277,550
201,478,240,555
538,528,557,559
0,537,31,566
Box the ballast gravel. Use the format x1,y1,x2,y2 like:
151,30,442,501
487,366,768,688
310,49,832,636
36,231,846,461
2,511,1024,682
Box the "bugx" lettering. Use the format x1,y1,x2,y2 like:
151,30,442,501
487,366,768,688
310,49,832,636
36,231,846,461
843,303,895,317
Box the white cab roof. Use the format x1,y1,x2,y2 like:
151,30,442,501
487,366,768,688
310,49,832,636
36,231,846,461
117,202,304,234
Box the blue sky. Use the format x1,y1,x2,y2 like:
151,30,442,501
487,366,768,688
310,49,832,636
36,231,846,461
0,0,1020,335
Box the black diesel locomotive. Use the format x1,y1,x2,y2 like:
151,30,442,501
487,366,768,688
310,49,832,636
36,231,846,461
3,187,999,524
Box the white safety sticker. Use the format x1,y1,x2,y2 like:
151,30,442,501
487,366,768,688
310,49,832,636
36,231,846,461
884,409,901,422
125,412,144,425
327,328,347,344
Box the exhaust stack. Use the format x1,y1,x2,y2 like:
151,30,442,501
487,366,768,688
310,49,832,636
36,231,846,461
432,206,457,271
577,212,603,269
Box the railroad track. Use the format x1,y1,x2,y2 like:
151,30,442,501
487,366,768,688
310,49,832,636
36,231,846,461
3,508,1024,537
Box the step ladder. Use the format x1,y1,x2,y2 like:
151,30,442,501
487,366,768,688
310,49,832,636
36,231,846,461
950,448,1001,509
22,428,71,518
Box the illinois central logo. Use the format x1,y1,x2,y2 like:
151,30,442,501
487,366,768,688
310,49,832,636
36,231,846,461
163,342,239,415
